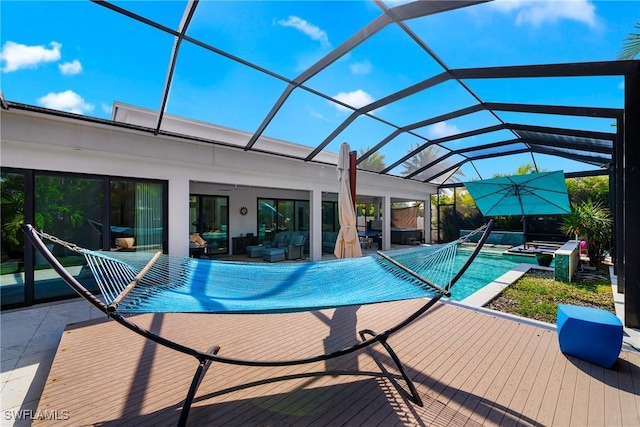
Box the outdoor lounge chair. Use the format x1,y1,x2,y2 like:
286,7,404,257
264,232,288,249
285,233,306,259
21,220,493,426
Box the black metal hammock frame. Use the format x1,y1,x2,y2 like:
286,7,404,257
21,220,493,426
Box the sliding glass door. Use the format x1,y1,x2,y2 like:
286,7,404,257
34,174,104,300
1,171,26,306
189,195,229,255
257,198,310,243
0,169,167,309
322,201,339,232
111,180,164,252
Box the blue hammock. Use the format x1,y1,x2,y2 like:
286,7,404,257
82,243,459,314
21,221,493,426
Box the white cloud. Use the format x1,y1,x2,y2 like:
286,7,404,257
59,59,82,75
277,16,330,48
331,89,375,112
428,121,461,139
1,41,62,72
101,102,113,115
38,90,94,114
308,106,328,121
490,0,597,28
349,60,372,75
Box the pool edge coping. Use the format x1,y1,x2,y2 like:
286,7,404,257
459,263,553,307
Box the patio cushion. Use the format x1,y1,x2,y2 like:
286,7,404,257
291,234,305,246
189,234,206,247
246,245,263,258
322,232,339,253
263,247,285,262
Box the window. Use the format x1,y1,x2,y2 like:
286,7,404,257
111,180,165,252
322,201,339,232
0,169,167,309
276,200,293,231
258,198,310,243
295,201,310,232
34,174,104,301
189,195,229,255
258,199,276,242
1,171,26,306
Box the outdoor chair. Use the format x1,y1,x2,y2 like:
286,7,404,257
285,234,306,260
264,232,288,249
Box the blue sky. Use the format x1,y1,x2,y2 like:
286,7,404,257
1,0,637,182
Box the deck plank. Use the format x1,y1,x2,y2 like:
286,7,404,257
484,324,546,426
571,359,593,426
618,351,640,426
32,300,640,426
627,350,640,422
519,330,560,424
588,362,606,427
501,327,555,427
450,317,520,420
604,359,623,427
553,353,579,426
468,322,534,425
536,344,568,426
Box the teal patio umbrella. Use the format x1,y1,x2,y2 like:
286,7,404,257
464,171,571,247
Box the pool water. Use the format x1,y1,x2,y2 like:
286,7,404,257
446,249,539,301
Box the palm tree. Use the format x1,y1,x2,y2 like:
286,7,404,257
560,199,612,267
357,147,386,172
618,22,640,60
401,143,465,183
492,163,543,178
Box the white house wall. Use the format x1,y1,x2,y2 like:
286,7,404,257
1,107,437,260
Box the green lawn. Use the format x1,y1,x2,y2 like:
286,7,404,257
484,269,615,324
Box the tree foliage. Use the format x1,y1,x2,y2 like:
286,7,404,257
432,188,483,241
1,173,103,251
357,147,386,172
492,162,542,177
560,199,612,266
401,143,465,183
565,176,609,207
618,22,640,60
1,173,25,246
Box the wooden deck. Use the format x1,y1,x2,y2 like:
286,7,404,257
34,300,640,426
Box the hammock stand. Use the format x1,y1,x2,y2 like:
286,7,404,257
22,220,493,426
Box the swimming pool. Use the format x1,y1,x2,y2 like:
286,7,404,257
447,248,539,301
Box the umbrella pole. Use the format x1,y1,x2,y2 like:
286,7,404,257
522,215,527,249
349,150,357,210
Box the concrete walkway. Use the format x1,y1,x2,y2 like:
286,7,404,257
1,300,103,426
